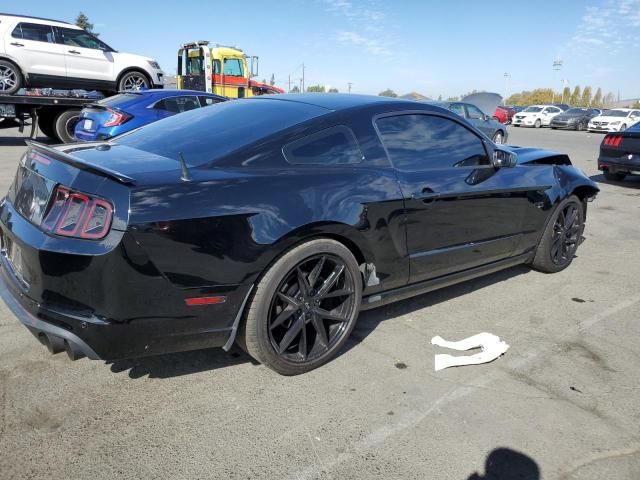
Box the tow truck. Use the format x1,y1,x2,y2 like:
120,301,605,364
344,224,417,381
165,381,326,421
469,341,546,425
177,41,283,98
0,89,101,143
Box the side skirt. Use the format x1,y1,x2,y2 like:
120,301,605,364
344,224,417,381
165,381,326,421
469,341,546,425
361,252,534,311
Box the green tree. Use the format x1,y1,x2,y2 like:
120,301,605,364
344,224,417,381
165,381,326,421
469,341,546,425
290,85,300,93
569,86,581,106
446,96,460,101
306,85,326,93
437,94,443,101
592,87,603,107
580,86,592,107
379,89,398,97
75,12,99,36
328,88,339,93
269,74,275,86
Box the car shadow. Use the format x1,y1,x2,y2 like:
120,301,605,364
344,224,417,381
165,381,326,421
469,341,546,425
467,447,540,480
343,264,531,352
589,173,640,189
108,345,259,379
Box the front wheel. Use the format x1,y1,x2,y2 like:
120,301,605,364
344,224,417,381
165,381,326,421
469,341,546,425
576,121,584,131
0,60,23,95
118,71,150,91
240,239,363,375
531,195,584,273
620,124,627,131
534,119,542,128
492,131,505,144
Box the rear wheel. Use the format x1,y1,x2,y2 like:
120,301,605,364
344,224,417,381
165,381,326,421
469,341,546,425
54,109,82,143
0,60,23,95
531,195,584,273
240,239,362,375
603,170,626,181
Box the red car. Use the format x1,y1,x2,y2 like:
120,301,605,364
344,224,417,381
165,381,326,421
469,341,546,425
493,106,516,124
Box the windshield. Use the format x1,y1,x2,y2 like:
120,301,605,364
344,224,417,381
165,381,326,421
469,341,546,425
565,108,588,114
97,93,143,107
113,99,328,166
523,106,543,113
605,110,629,117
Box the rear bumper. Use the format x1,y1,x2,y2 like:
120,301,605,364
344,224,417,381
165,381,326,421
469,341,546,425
598,154,640,175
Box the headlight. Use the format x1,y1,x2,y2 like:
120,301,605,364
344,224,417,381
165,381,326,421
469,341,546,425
147,60,161,70
611,121,620,125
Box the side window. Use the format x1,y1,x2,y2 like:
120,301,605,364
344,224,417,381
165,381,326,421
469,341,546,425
57,27,109,50
213,60,221,74
632,111,640,117
283,126,364,165
12,23,55,43
223,58,243,76
448,104,465,117
466,104,485,120
186,57,203,75
376,114,490,170
154,96,200,114
199,96,222,106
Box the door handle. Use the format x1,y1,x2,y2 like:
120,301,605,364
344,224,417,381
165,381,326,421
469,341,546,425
412,188,440,204
68,50,81,55
10,42,24,47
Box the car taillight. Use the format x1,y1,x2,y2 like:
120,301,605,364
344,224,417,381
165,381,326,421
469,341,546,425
103,107,131,127
41,186,113,240
604,134,623,147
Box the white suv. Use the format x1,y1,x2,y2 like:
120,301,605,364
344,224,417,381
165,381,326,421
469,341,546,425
512,105,564,128
0,13,164,95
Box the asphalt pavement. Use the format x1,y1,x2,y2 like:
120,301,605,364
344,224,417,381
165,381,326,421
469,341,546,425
0,125,639,479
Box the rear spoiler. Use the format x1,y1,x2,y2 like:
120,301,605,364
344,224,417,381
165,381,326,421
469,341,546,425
25,140,136,185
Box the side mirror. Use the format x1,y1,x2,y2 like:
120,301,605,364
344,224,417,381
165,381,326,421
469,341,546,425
492,148,517,168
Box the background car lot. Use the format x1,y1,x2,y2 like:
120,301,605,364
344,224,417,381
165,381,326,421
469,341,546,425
1,127,639,478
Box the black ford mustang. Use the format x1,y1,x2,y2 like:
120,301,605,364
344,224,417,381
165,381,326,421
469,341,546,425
598,122,640,181
0,94,599,375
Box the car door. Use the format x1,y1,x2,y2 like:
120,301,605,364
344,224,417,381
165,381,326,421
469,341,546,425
465,103,492,137
542,106,560,125
5,21,66,79
55,27,114,84
375,112,528,283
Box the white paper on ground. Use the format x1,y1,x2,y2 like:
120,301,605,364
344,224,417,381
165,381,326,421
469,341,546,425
430,332,509,371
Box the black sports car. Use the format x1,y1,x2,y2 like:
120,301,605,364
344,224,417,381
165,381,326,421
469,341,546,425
598,122,640,181
550,108,601,131
0,94,599,375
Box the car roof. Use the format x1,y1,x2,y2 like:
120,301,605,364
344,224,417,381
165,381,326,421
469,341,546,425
251,93,416,112
0,13,75,27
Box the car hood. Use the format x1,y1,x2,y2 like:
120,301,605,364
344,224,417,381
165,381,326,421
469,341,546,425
500,146,566,165
515,111,543,117
112,51,160,67
461,92,502,116
590,115,627,122
553,114,581,121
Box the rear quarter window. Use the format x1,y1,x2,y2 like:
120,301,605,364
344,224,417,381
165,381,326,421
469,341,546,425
283,126,364,165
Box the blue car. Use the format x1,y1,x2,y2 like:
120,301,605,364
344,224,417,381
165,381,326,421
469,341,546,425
74,89,226,141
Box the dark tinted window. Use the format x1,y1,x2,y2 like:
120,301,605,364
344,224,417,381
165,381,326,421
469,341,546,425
12,23,55,43
114,99,328,166
199,96,222,106
97,93,142,107
283,126,363,165
57,27,111,50
448,103,465,117
376,114,489,170
466,104,484,119
153,96,200,113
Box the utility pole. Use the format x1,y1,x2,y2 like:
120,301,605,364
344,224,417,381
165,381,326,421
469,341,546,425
288,75,291,93
301,64,305,93
560,79,569,103
348,82,352,94
552,60,563,103
503,73,510,104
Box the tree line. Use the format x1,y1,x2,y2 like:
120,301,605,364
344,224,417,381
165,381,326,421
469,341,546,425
505,86,616,108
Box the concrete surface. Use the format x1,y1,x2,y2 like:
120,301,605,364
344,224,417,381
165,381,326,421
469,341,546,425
0,125,639,480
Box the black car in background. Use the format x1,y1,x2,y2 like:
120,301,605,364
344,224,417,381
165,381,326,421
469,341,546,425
550,108,601,131
0,94,599,375
598,122,640,181
428,101,508,143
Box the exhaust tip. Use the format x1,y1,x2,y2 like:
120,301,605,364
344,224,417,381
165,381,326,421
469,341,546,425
64,339,85,361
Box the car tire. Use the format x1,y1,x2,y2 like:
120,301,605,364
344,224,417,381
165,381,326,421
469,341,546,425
37,112,57,140
603,170,626,181
576,121,584,131
531,195,585,274
118,70,150,91
534,119,542,128
620,124,627,131
54,109,82,144
239,238,363,375
551,127,557,130
0,59,23,95
492,131,505,144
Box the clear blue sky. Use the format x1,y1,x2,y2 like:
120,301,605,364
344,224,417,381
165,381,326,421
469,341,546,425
4,0,639,98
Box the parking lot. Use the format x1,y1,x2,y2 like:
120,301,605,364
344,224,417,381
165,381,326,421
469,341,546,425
0,126,639,479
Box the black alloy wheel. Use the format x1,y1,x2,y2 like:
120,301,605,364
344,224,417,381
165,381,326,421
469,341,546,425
268,254,357,362
240,238,362,375
531,195,585,273
549,203,581,266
